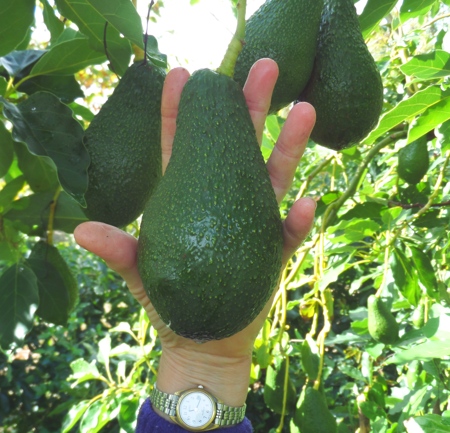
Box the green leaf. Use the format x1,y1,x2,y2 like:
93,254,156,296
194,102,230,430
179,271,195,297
86,0,144,49
62,400,91,433
0,0,35,56
0,175,25,211
54,0,132,76
4,190,88,235
359,0,397,38
405,415,450,432
300,337,320,381
388,340,450,364
327,218,380,243
409,246,438,296
41,0,65,43
365,86,450,145
0,49,46,78
1,92,89,206
0,263,39,349
0,76,7,96
14,141,60,193
118,397,139,433
400,50,450,81
400,0,436,23
0,121,14,178
26,241,78,325
390,248,420,306
18,74,84,103
30,36,107,77
407,93,450,143
80,398,116,432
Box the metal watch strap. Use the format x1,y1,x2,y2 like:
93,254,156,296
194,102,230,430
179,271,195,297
150,384,246,427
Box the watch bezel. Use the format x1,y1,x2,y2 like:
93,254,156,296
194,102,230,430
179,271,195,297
175,388,217,431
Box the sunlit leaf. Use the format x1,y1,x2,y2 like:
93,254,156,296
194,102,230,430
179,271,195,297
359,0,397,38
0,175,25,211
400,50,450,80
86,0,144,49
390,248,420,306
365,86,449,144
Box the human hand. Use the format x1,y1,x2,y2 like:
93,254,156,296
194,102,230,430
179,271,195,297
74,58,316,408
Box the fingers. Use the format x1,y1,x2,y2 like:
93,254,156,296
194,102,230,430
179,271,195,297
267,102,316,203
161,67,190,174
281,197,317,266
73,222,146,302
242,58,279,144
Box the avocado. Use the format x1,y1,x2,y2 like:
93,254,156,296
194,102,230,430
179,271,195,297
137,68,283,342
299,0,384,150
26,240,78,325
233,0,324,114
264,357,297,414
367,295,399,345
398,137,429,184
293,387,338,433
83,60,165,227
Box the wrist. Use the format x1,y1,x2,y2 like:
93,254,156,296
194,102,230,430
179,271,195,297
156,348,251,407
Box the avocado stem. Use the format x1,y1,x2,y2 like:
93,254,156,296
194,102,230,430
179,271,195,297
217,0,247,77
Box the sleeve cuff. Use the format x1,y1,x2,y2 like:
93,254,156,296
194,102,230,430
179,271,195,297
135,398,253,432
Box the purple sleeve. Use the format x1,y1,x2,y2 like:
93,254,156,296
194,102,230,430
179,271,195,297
136,398,253,432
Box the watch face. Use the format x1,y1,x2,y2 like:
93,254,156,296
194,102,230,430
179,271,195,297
177,390,216,429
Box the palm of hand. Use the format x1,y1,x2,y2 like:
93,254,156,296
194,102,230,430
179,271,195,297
74,58,316,360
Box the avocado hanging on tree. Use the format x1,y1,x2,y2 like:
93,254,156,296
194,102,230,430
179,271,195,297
137,0,283,342
367,295,399,345
234,0,324,114
83,13,166,228
298,0,384,150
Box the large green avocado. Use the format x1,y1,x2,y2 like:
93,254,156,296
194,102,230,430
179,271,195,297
367,295,399,345
137,69,283,342
299,0,384,150
234,0,324,114
83,60,165,228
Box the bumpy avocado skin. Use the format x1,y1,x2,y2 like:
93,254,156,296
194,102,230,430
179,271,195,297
299,0,383,150
83,61,165,228
367,295,399,345
137,69,283,342
234,0,324,114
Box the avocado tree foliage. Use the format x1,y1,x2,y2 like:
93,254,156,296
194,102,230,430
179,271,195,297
0,0,450,432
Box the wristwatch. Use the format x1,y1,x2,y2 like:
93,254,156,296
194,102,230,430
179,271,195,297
150,383,246,431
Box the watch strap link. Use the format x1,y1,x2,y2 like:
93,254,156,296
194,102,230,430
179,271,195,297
215,402,246,426
150,386,178,416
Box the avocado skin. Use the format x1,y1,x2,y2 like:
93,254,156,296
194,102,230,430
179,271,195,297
299,0,383,150
367,295,399,345
137,69,283,342
83,61,165,228
293,387,338,433
234,0,324,114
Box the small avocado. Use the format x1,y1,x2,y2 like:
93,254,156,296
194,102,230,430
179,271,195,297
83,60,165,228
299,0,384,150
234,0,324,113
293,387,338,433
264,358,297,414
137,68,283,342
367,295,399,345
397,137,429,184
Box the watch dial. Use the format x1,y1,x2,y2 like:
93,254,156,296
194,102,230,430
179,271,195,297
178,391,215,428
